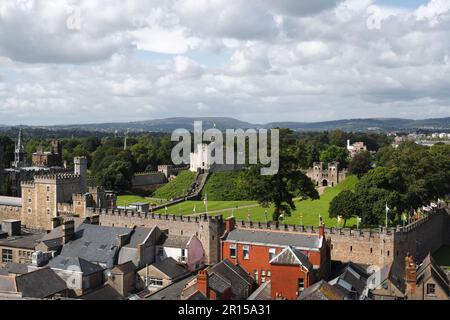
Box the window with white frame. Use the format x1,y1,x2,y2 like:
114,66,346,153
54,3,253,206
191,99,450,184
2,249,13,263
243,245,250,260
269,248,276,261
229,244,237,258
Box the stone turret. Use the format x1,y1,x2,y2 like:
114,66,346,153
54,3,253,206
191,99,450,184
74,157,87,193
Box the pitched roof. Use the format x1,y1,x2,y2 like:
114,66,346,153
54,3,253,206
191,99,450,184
225,228,322,251
48,256,104,276
329,262,370,299
111,261,135,274
208,259,255,299
147,275,196,300
416,254,449,296
80,284,125,300
15,268,67,299
58,223,133,268
270,246,313,271
0,232,44,249
123,227,153,248
151,258,189,279
298,280,346,300
157,233,191,249
208,273,232,294
248,280,271,300
0,263,31,275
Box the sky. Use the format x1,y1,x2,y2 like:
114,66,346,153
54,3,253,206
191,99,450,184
0,0,450,125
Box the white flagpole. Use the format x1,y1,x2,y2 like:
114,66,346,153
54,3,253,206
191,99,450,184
385,202,389,229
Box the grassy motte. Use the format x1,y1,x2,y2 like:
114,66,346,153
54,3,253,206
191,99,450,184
153,170,197,200
201,171,251,201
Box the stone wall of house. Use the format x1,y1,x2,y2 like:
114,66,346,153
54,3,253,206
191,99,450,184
132,172,167,190
89,208,224,265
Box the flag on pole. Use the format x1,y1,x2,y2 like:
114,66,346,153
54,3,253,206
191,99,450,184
385,202,390,228
165,206,168,213
357,216,362,229
401,213,407,222
337,216,343,225
193,205,196,213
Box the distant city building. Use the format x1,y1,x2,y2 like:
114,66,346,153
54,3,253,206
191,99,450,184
32,140,63,167
347,140,367,158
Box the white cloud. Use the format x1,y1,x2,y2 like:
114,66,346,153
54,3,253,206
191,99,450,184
0,0,449,125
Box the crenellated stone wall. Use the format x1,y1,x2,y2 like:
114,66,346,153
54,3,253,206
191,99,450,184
88,206,449,268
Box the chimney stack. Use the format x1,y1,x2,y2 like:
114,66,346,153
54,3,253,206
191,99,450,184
197,270,210,298
225,217,236,233
1,220,21,237
405,254,417,296
116,234,128,249
62,220,75,244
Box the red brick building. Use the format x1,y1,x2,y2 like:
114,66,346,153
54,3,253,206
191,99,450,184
221,217,331,300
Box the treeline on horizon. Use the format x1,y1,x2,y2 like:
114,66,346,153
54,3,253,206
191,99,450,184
1,129,449,228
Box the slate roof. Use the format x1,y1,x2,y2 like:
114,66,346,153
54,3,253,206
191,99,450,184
0,263,30,275
0,232,44,249
15,268,67,299
416,254,449,296
48,256,104,276
208,259,255,299
248,281,271,300
329,262,370,299
298,280,346,300
225,229,322,251
388,261,407,294
58,223,133,268
111,261,135,274
80,285,125,300
151,258,189,279
158,233,191,249
209,273,232,294
270,246,313,271
0,196,22,207
123,227,153,248
147,275,196,300
39,217,86,242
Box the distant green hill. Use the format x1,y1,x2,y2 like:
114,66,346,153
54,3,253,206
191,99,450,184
153,170,196,200
201,171,252,201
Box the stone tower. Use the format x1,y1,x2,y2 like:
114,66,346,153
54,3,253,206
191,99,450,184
74,157,88,193
198,215,224,265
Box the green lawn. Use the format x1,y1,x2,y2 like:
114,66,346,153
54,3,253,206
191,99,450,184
117,195,167,207
433,246,450,270
154,175,359,227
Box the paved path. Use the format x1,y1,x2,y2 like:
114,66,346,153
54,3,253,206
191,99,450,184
185,203,261,217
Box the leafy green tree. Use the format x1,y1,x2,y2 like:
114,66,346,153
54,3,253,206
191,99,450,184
329,190,359,227
320,145,349,167
98,160,134,192
348,151,373,178
243,129,319,221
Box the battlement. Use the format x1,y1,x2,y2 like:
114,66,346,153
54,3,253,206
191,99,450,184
235,220,397,239
87,207,224,224
34,173,81,182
